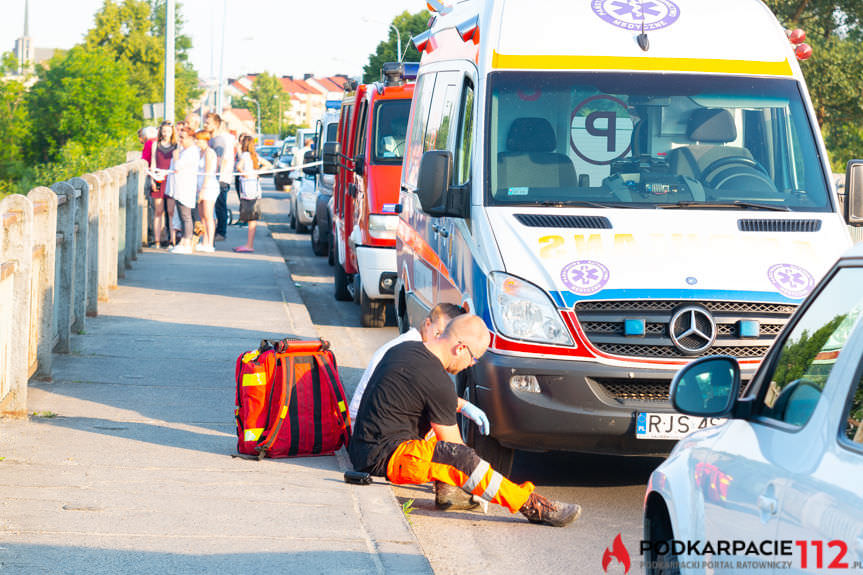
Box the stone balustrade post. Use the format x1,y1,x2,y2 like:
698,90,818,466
67,177,90,333
82,173,101,316
114,166,128,279
0,194,34,418
51,181,78,354
26,187,57,380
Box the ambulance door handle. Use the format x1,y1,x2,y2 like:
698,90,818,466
438,227,449,238
431,223,440,235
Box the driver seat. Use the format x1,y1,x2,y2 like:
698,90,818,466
669,108,754,180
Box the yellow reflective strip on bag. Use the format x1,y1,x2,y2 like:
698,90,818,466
244,428,264,441
242,372,267,387
338,400,347,413
280,405,288,419
242,350,260,363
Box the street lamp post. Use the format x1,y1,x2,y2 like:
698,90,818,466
243,96,261,137
361,17,402,62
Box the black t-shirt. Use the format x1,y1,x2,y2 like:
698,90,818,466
348,341,457,476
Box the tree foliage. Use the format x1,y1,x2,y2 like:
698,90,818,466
764,0,863,169
83,0,199,120
27,46,140,162
236,72,290,135
363,11,430,83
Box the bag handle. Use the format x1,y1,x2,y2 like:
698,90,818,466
256,355,294,458
313,353,351,446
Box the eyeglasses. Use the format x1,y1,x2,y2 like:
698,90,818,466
458,341,479,366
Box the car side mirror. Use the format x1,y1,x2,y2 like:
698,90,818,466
417,150,468,218
354,154,365,177
303,150,318,176
323,142,340,175
844,159,863,225
670,356,740,417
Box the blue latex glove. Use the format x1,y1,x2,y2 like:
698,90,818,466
460,401,490,436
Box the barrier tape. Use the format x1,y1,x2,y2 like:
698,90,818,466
147,160,323,181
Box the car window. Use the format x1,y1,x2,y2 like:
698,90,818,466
842,369,863,448
760,267,863,428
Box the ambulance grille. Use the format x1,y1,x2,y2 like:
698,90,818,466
737,219,822,232
574,300,794,360
592,377,750,402
514,214,612,229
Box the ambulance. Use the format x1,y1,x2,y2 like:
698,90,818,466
395,0,859,472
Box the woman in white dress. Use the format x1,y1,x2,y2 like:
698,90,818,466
170,126,201,254
195,130,219,252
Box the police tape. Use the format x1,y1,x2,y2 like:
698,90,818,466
147,160,323,180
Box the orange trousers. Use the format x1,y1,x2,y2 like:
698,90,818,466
386,437,534,513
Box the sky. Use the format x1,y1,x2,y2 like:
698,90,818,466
0,0,422,80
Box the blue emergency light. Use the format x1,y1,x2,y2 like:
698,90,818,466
624,319,646,337
737,320,760,338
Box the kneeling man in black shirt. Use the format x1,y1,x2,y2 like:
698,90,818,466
348,314,581,527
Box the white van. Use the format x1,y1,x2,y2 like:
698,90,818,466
395,0,860,473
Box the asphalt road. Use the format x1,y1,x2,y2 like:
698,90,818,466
262,179,665,575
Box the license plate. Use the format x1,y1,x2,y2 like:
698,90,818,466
636,412,726,440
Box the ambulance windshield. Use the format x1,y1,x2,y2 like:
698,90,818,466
487,72,831,212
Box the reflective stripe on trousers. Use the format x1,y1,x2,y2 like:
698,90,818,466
386,438,534,513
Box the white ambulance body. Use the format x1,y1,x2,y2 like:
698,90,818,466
395,0,854,470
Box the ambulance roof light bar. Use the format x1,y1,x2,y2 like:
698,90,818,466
426,0,452,15
456,14,479,44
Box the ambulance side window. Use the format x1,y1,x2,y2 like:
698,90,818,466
454,80,475,186
424,71,460,153
403,73,436,189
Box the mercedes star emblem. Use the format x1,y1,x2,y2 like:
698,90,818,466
669,306,716,355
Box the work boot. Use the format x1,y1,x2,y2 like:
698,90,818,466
519,492,582,527
434,481,479,511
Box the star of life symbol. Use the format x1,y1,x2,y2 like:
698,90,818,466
560,260,610,296
591,0,680,31
767,263,815,299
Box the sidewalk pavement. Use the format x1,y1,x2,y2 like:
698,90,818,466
0,194,433,574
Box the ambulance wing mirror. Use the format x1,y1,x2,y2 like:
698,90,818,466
417,150,468,218
844,159,863,226
323,142,340,175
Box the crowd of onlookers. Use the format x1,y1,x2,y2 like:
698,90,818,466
138,112,270,254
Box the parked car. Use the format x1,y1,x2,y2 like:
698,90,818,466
288,150,318,233
310,111,340,257
644,161,863,574
256,145,280,179
273,140,294,190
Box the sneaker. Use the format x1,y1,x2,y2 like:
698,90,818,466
519,492,582,527
214,234,226,242
434,481,479,511
170,244,192,254
197,245,215,253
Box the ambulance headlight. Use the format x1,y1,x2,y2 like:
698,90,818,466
368,214,399,240
488,272,573,346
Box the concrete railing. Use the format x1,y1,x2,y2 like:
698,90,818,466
0,159,147,418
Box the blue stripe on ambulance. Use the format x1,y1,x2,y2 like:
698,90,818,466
551,288,803,309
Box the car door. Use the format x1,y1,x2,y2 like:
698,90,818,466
697,265,863,570
420,71,460,304
771,271,863,574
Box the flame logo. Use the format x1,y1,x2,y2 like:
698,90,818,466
602,533,631,574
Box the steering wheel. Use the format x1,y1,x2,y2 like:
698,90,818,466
700,156,776,193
